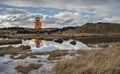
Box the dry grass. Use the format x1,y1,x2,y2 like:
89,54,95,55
30,55,37,58
11,50,68,59
0,45,30,56
33,52,48,55
77,49,94,56
15,51,47,59
62,22,120,34
17,50,68,60
15,63,42,74
98,43,109,48
16,53,33,59
54,42,120,74
0,39,21,45
48,50,68,60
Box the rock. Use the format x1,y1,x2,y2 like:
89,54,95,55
70,40,76,45
54,39,63,44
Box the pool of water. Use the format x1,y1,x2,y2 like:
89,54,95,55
22,39,91,52
0,39,91,74
0,39,91,52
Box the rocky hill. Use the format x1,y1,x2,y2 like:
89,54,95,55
62,22,120,34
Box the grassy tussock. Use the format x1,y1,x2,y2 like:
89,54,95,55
15,63,42,74
54,43,120,74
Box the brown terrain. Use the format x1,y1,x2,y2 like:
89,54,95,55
0,22,120,43
0,22,120,74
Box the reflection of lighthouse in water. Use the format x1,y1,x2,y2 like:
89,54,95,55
35,39,41,48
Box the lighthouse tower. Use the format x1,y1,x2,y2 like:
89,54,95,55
34,17,42,29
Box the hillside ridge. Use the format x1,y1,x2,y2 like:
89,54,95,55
62,22,120,34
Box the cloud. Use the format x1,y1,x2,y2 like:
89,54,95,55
0,0,120,28
0,8,28,15
103,16,120,23
0,0,120,14
0,0,120,19
54,12,88,26
0,0,119,8
0,8,88,28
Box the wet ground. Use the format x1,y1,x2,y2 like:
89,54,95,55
0,38,116,74
0,39,91,51
0,38,91,74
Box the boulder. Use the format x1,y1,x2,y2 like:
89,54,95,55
70,40,76,45
54,39,63,44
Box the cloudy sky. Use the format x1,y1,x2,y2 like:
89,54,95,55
0,0,120,28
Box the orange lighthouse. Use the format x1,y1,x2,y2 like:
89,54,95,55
34,17,42,29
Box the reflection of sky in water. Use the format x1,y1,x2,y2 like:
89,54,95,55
0,55,11,73
22,39,91,52
0,39,91,74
